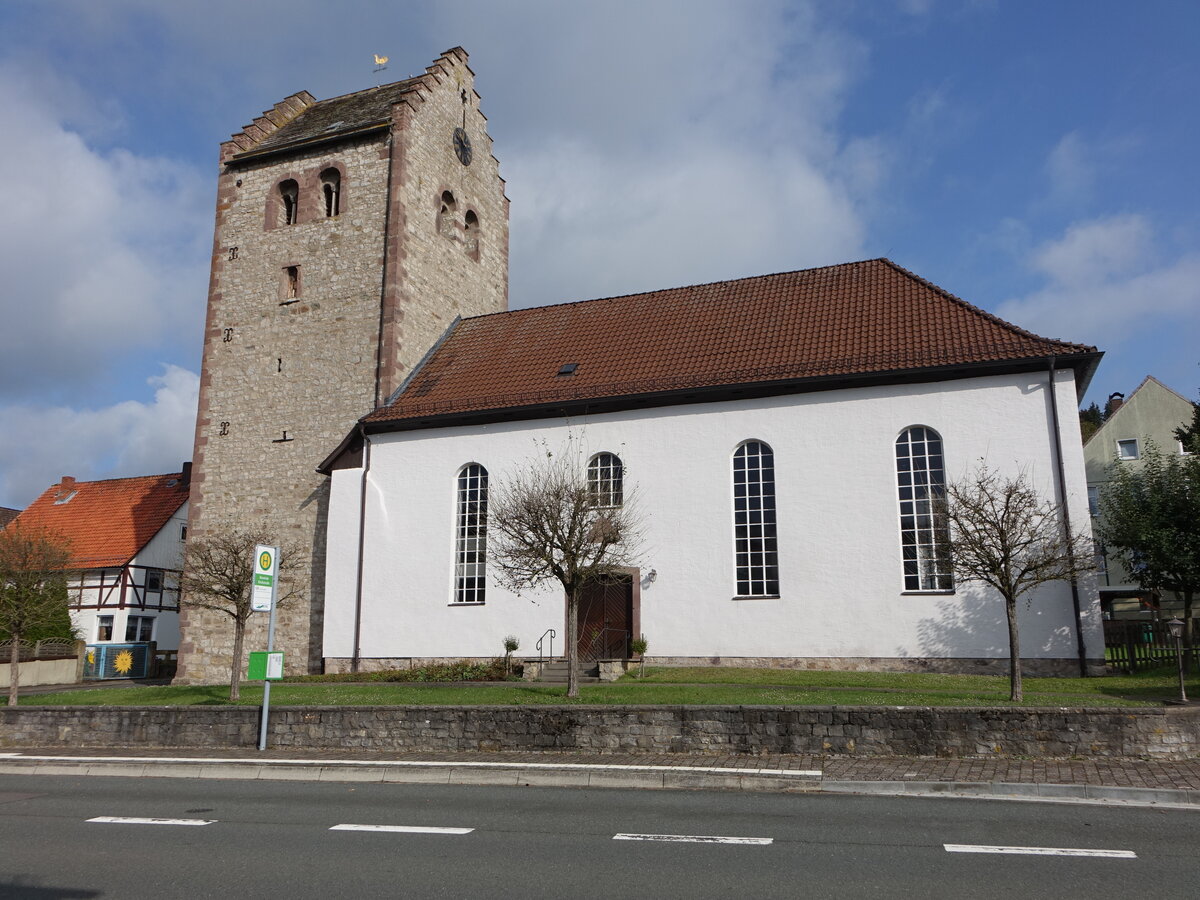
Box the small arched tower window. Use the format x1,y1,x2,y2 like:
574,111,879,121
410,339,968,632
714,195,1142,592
588,453,624,508
463,209,480,260
438,190,457,239
320,168,341,218
279,179,299,226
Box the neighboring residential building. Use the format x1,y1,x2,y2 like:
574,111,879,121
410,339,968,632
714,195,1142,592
0,507,19,529
10,469,190,649
318,259,1105,677
178,47,508,684
1083,376,1196,618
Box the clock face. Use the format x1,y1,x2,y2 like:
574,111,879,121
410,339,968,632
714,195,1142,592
453,127,472,166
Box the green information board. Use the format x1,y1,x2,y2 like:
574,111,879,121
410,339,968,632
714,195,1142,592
248,651,284,681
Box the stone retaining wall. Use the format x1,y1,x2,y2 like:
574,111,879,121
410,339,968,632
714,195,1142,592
3,706,1198,759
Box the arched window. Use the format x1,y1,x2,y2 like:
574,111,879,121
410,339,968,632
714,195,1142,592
454,463,488,603
279,179,299,226
463,209,479,260
320,168,341,217
588,452,623,508
895,426,952,591
438,190,457,239
733,441,778,597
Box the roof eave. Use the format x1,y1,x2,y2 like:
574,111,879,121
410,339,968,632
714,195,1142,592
360,352,1103,436
228,122,390,167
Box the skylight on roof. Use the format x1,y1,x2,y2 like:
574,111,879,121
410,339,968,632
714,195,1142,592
557,363,579,376
54,490,77,505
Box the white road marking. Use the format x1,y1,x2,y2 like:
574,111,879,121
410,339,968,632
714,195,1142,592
614,833,772,845
944,844,1136,859
330,824,474,835
2,754,819,778
87,816,215,826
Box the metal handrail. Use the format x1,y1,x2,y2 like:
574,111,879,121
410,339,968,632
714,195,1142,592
535,628,556,661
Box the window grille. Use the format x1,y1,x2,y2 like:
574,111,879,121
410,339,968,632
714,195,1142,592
733,441,779,596
454,464,488,603
587,452,624,507
896,426,953,591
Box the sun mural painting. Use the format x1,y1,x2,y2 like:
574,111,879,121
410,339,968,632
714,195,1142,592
113,649,135,676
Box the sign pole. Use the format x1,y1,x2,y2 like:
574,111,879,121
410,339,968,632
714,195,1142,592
252,545,280,752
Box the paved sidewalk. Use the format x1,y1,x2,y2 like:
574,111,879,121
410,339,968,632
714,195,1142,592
2,746,1198,808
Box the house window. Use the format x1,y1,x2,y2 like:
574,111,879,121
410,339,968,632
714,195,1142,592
320,167,341,217
97,615,114,642
145,569,164,597
438,190,457,239
1116,439,1139,461
732,440,778,597
1087,485,1100,517
279,179,299,226
125,616,154,642
179,524,187,541
896,426,953,592
588,453,624,508
454,463,488,603
1093,541,1107,577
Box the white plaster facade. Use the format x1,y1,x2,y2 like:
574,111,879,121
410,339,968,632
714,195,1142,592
323,371,1102,673
69,502,188,651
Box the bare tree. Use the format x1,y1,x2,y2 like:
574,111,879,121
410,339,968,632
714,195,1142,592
489,448,643,698
180,529,306,701
0,524,72,706
939,465,1093,701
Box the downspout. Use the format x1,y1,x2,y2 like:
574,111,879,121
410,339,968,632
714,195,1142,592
1047,357,1089,676
350,424,372,674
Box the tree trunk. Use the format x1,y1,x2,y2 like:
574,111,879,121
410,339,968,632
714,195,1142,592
1183,592,1194,676
1005,595,1022,702
229,616,246,702
7,631,20,707
566,587,579,699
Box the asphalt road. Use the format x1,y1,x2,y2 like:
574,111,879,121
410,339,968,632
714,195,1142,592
1,774,1197,899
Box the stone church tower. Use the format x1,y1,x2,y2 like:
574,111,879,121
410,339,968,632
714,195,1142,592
177,48,508,682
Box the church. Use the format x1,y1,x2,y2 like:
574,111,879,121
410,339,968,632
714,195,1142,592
177,49,1104,683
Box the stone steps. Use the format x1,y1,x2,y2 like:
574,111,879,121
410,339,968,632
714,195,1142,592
535,660,601,684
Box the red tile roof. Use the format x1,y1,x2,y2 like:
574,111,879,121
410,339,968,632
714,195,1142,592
10,473,188,569
0,507,19,529
365,258,1098,427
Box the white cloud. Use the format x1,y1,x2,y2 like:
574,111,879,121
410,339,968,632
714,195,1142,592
0,62,209,401
0,366,199,508
996,215,1200,346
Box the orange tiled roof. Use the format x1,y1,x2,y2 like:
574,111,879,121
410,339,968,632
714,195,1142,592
365,258,1097,427
10,473,188,569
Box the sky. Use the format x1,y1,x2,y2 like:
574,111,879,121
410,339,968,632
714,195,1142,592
0,0,1197,508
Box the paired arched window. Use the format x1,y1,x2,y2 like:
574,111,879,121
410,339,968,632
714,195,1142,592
454,463,488,603
733,441,778,597
278,179,299,226
320,168,341,217
895,426,952,591
438,190,457,239
464,209,480,259
588,452,624,508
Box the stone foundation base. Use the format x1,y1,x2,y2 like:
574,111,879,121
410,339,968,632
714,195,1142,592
327,655,1104,678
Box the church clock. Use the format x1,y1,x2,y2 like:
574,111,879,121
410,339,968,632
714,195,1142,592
453,127,472,166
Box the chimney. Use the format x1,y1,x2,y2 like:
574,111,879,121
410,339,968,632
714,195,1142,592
180,462,192,488
1105,392,1125,417
61,476,75,490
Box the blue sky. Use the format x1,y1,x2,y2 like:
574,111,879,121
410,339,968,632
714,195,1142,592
0,0,1196,507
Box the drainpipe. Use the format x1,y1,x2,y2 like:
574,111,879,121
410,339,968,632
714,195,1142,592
1047,357,1089,677
350,424,372,674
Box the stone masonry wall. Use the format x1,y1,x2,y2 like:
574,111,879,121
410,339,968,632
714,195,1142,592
4,706,1197,759
180,49,508,683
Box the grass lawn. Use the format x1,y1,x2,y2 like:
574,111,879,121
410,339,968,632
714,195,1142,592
17,665,1196,708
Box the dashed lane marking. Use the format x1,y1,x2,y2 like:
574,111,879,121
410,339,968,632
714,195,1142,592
614,833,772,845
330,824,474,835
944,844,1136,859
87,816,215,826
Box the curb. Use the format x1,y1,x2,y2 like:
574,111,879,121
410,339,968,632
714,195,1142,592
1,755,1197,808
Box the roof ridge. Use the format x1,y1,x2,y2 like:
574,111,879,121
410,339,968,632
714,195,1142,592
300,75,424,109
52,471,186,488
877,258,1093,353
465,258,894,323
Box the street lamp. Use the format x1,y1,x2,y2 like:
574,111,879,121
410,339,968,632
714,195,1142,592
1166,618,1187,704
